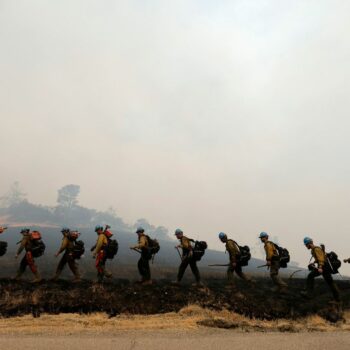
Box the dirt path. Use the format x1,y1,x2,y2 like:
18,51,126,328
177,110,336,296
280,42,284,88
1,331,350,350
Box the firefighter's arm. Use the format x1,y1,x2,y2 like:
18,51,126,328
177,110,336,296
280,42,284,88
132,236,147,250
56,238,68,256
93,235,104,255
16,238,27,257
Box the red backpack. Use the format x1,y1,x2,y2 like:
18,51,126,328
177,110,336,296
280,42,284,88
31,231,42,240
104,229,113,239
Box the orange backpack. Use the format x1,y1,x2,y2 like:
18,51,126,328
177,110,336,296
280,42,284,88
31,231,42,240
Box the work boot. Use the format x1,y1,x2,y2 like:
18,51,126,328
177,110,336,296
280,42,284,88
141,280,153,286
31,272,42,283
72,275,81,283
105,271,113,279
192,281,204,287
50,273,60,282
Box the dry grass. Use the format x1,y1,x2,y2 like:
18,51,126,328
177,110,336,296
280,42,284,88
0,306,349,335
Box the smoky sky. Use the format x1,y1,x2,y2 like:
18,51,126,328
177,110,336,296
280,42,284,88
1,1,350,271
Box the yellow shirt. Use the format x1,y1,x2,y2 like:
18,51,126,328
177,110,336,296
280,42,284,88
57,236,75,254
180,236,193,253
133,235,148,250
94,233,108,255
226,239,240,263
17,235,31,255
312,246,326,268
264,241,278,261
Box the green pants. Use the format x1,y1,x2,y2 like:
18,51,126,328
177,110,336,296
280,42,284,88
138,253,151,281
306,268,340,301
177,256,200,283
56,252,80,278
227,263,250,283
270,260,287,288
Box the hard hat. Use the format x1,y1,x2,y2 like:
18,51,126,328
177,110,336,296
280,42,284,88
174,228,183,235
95,225,103,232
259,232,268,239
218,232,227,240
303,237,313,245
136,226,145,233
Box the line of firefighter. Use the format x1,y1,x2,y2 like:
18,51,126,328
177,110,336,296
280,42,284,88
0,225,348,301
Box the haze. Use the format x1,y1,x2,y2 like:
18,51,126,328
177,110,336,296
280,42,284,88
1,1,350,271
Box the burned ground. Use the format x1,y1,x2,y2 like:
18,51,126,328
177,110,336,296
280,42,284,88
0,278,349,322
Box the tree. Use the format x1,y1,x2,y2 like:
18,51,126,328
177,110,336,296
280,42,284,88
57,184,80,208
0,181,27,207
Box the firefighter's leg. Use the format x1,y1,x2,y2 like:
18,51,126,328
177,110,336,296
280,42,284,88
15,256,28,279
323,271,340,302
177,258,189,282
227,265,235,284
27,252,41,282
67,255,81,280
96,251,105,282
189,260,201,283
235,264,250,281
270,260,287,289
52,254,67,280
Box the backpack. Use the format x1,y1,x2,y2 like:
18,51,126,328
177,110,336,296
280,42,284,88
237,244,251,266
274,243,290,268
72,240,85,259
104,229,113,239
105,239,119,259
326,251,341,274
192,240,208,261
145,235,160,258
30,231,46,258
227,240,251,266
0,241,7,257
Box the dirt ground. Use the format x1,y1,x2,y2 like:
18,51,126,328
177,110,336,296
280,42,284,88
1,278,350,349
1,331,350,350
0,278,348,322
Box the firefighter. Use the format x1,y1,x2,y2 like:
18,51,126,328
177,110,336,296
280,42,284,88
15,228,41,283
218,232,251,285
259,232,287,292
52,228,81,282
130,227,152,285
174,228,202,286
301,237,340,302
92,225,112,282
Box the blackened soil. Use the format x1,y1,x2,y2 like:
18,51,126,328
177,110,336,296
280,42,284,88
0,278,349,322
